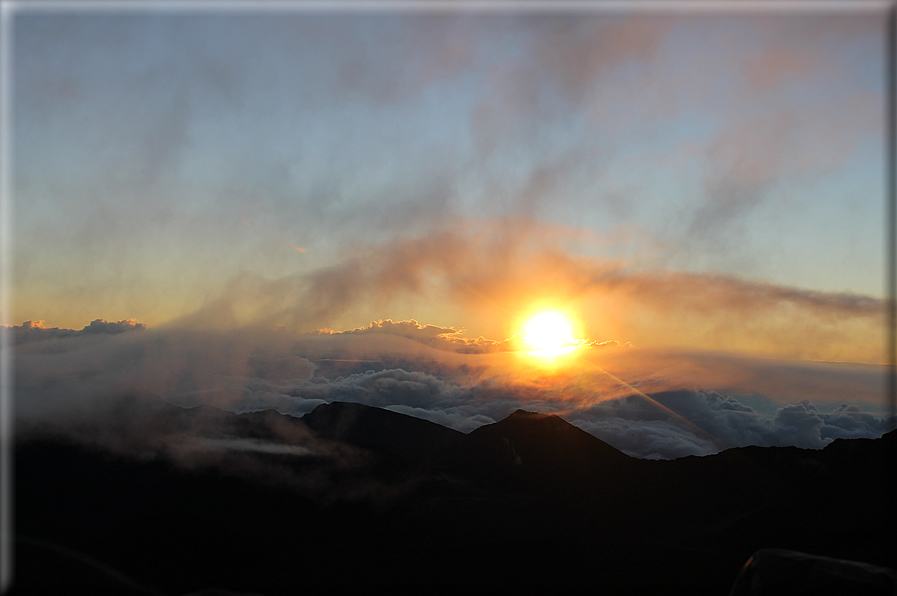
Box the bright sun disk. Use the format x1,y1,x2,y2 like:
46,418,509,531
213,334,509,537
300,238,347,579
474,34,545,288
524,311,574,352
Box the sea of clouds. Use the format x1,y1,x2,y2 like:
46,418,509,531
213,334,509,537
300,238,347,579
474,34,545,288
10,318,894,460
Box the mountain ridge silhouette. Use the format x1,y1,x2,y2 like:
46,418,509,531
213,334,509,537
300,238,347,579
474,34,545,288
12,396,896,594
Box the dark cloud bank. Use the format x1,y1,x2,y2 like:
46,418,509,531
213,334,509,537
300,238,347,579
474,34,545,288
11,318,893,460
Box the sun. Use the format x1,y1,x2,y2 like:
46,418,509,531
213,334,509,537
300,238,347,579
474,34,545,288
524,311,575,353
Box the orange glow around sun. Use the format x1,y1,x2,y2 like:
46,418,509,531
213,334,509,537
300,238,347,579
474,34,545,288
523,311,577,355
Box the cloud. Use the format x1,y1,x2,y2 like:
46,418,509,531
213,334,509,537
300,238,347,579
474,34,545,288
176,217,883,362
176,438,315,457
15,14,883,335
13,324,315,419
14,317,892,463
689,93,880,241
742,45,823,90
737,13,880,93
11,318,147,345
570,390,895,459
293,368,461,411
471,15,674,152
80,318,148,335
13,14,888,470
313,319,527,354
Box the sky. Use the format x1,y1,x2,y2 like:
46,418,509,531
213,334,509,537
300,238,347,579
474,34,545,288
5,1,895,459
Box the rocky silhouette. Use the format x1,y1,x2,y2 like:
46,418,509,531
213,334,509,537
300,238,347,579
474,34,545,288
11,397,896,594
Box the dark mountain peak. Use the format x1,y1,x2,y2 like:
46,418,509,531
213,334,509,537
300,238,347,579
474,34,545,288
506,409,554,421
449,406,632,495
302,401,464,463
473,409,628,457
496,409,591,436
302,401,402,434
182,403,229,416
308,400,367,415
107,392,180,414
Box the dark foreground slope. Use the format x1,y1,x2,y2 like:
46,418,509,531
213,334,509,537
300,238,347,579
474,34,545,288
12,398,896,594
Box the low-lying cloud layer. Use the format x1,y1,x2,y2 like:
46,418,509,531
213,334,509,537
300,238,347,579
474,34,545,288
310,319,528,354
571,391,894,460
11,318,893,460
14,318,147,344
